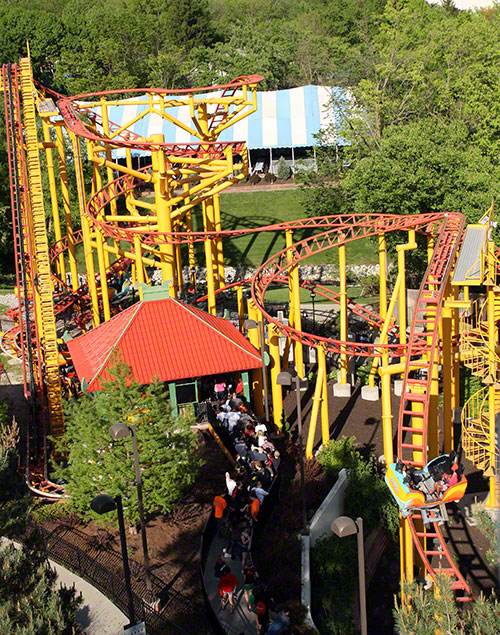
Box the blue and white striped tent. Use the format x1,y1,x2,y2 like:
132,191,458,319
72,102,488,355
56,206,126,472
104,85,349,158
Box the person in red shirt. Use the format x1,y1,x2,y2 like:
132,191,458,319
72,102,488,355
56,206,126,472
218,566,239,613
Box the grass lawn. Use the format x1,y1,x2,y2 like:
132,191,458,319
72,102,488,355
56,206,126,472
190,189,379,268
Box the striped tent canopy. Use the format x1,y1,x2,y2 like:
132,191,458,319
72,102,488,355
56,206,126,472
101,85,349,158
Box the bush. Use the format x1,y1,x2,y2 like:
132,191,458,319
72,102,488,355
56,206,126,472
355,362,372,386
263,172,276,183
276,156,292,180
316,436,360,476
249,173,261,185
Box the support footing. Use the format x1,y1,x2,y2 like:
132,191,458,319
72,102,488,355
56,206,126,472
361,386,379,401
333,382,351,397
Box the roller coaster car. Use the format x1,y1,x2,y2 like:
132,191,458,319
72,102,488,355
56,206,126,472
385,454,467,512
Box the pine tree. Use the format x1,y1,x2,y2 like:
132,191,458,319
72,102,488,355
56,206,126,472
53,358,203,524
276,155,291,181
394,574,500,634
0,418,82,633
0,531,82,634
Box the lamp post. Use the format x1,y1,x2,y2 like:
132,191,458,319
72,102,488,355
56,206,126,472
310,290,316,330
277,371,308,532
330,516,367,635
109,422,152,592
244,318,270,422
90,494,136,626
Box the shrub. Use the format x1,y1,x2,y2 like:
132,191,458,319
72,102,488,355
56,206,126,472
249,173,261,185
355,362,372,386
263,172,276,183
316,436,360,476
474,508,500,568
276,156,292,180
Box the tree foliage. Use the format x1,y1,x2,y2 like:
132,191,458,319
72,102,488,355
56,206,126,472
394,575,500,635
53,359,203,524
0,416,82,633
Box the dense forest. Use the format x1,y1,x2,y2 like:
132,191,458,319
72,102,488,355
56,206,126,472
1,0,500,272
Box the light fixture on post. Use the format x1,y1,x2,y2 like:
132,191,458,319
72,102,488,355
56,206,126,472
277,370,308,532
330,516,367,635
244,318,270,422
310,289,316,330
109,421,152,592
90,494,138,627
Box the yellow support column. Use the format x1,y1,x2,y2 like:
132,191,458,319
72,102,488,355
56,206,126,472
269,323,283,430
286,229,303,377
306,361,326,458
378,233,387,321
150,134,177,296
55,123,78,290
428,359,440,459
237,286,245,331
174,220,184,295
404,518,414,583
204,237,216,315
486,240,498,508
87,143,111,321
380,368,394,464
319,345,330,447
442,297,453,454
134,235,145,287
42,119,65,281
247,299,264,416
71,132,99,325
396,231,417,371
339,242,349,385
100,99,120,263
214,193,225,288
451,285,460,422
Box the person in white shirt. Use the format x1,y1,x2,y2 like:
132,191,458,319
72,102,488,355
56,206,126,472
255,422,267,435
225,472,237,497
226,408,241,432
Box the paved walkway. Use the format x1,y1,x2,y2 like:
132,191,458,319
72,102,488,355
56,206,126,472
202,532,257,635
1,539,129,634
50,558,129,634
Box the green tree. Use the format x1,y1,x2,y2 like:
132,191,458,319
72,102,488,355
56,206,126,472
394,575,500,634
53,359,203,524
0,533,82,634
0,416,82,633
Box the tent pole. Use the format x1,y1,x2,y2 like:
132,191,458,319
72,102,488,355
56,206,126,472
269,147,272,174
248,148,252,174
292,145,295,174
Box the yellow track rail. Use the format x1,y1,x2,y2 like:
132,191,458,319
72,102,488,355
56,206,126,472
19,58,64,439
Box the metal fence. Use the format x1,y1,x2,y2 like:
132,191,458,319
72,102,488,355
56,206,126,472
36,524,204,634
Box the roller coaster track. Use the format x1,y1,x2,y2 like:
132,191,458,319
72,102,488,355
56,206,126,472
4,68,482,597
18,58,64,440
393,212,472,598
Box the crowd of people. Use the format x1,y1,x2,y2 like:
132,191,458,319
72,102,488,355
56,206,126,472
210,379,290,634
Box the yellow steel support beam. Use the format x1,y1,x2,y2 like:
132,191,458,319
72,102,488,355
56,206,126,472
306,359,326,459
41,119,65,281
55,123,78,290
378,233,387,321
269,323,283,430
150,134,177,296
319,345,330,447
247,299,264,416
286,229,303,377
339,242,349,384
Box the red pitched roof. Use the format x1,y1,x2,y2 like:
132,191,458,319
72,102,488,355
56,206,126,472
67,298,262,391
